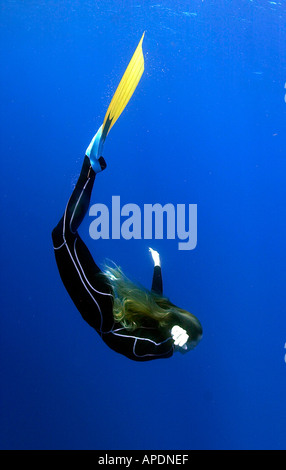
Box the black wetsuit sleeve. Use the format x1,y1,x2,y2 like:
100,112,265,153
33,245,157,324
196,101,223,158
151,265,163,295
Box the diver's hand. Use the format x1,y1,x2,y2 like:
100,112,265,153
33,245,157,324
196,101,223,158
149,247,161,267
171,325,189,350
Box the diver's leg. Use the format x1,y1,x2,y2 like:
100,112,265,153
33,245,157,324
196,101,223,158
52,155,106,246
52,234,114,332
52,155,114,333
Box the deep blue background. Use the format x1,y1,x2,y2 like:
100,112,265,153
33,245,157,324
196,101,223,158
1,0,286,450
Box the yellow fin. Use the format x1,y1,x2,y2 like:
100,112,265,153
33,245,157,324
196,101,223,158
101,32,145,141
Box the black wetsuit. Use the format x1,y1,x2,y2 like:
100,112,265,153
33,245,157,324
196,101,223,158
52,156,175,361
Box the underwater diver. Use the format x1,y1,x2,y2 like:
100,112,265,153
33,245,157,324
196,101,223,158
52,33,202,361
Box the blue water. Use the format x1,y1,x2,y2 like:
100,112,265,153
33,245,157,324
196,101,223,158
1,0,286,450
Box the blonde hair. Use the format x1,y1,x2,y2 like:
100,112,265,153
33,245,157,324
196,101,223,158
103,264,194,332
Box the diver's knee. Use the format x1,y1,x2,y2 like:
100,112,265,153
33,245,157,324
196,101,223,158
52,218,64,247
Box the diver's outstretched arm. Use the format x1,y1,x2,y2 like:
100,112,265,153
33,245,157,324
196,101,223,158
151,266,163,295
149,248,163,295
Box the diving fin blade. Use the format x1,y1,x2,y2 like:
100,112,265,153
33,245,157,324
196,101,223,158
101,32,145,141
86,32,145,171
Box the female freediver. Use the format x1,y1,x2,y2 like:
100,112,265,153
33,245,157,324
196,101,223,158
52,34,202,361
